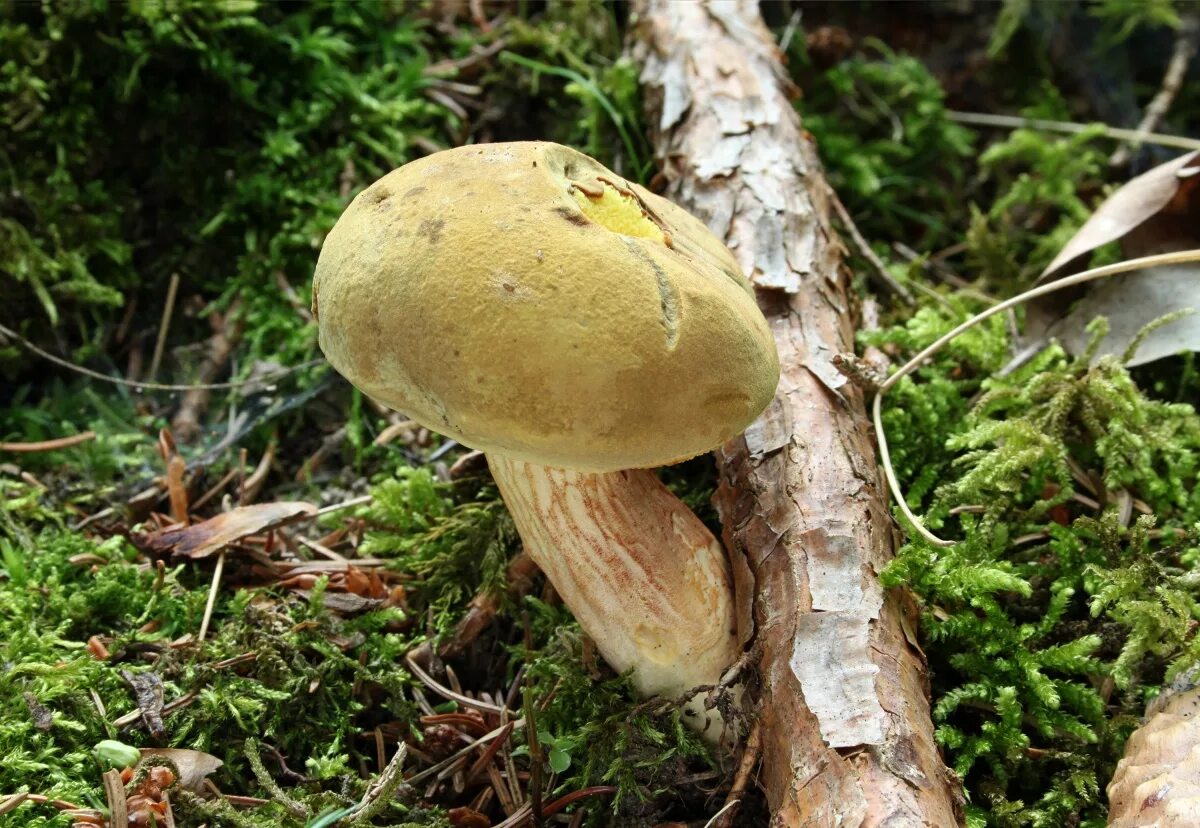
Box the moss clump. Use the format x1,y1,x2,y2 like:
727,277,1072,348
875,310,1200,827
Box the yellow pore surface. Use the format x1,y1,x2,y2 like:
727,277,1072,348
571,183,665,242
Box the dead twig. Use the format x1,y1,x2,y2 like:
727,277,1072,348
295,426,346,482
425,39,508,77
239,439,276,504
0,431,96,452
0,321,320,392
190,467,240,513
1110,12,1200,167
828,187,914,304
947,110,1200,153
711,716,763,828
172,304,244,442
149,273,181,380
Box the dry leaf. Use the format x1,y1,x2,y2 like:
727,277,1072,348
1040,150,1200,280
141,501,317,559
1039,265,1200,367
1028,151,1200,366
138,748,223,792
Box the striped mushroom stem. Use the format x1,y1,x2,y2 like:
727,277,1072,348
488,454,739,742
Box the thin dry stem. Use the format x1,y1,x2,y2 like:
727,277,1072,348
874,248,1200,548
1110,13,1200,167
948,111,1200,152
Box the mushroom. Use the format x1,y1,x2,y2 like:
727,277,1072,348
313,142,778,739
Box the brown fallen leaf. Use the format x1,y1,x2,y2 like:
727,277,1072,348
1028,151,1200,366
141,501,317,559
448,806,491,828
137,748,223,792
1041,150,1200,280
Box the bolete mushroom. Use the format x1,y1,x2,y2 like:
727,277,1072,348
313,142,778,738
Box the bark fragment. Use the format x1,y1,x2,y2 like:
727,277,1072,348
630,2,964,824
1108,671,1200,827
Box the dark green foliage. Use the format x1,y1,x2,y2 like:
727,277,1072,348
519,599,713,824
492,2,649,180
795,39,976,252
966,90,1111,286
2,1,455,377
357,467,515,641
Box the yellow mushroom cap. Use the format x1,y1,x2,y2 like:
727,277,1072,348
313,142,779,472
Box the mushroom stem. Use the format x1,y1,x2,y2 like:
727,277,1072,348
487,454,740,742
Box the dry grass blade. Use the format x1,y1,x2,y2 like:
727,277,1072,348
875,248,1200,548
405,651,511,716
0,431,96,452
103,769,128,827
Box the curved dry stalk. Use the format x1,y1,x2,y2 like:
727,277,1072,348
487,455,740,741
873,248,1200,548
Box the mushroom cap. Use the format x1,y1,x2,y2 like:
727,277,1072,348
313,141,778,472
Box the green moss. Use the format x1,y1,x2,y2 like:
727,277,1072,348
518,598,715,824
877,308,1200,826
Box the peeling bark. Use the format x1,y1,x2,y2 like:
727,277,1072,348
1108,670,1200,827
630,2,964,824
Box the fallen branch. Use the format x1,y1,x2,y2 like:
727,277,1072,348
631,2,963,824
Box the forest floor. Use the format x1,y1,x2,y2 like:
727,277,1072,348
2,2,1200,827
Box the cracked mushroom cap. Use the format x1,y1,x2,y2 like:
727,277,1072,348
313,141,778,472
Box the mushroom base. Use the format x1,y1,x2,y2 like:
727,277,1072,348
487,454,741,744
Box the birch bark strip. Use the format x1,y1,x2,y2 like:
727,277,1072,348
629,2,964,824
